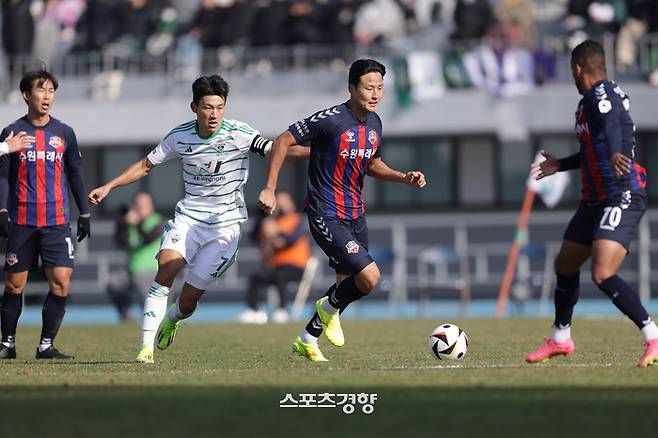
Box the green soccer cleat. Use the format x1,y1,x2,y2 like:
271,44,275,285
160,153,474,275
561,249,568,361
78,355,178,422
292,336,328,362
135,343,154,364
156,306,180,351
316,296,344,347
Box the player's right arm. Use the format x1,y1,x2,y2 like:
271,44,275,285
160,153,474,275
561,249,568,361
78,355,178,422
531,150,579,181
0,131,34,156
258,130,297,214
89,133,177,205
0,128,11,237
89,157,154,205
259,112,326,213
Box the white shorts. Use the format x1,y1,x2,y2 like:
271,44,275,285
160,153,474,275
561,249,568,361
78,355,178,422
158,216,240,291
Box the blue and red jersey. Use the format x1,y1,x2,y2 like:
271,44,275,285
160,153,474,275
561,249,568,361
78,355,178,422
0,116,89,226
575,80,646,204
289,102,382,219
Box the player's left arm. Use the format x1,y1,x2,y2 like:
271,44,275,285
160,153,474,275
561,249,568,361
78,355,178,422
598,91,631,177
64,128,91,241
247,132,310,161
366,157,426,188
0,129,9,238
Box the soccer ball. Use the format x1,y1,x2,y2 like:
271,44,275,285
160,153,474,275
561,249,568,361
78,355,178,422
428,323,468,360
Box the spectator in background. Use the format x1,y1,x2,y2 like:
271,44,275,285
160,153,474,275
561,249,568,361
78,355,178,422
564,0,622,48
33,0,86,66
72,0,120,53
104,0,163,63
463,22,535,97
246,0,289,47
2,0,35,82
617,0,658,76
450,0,493,43
318,0,366,46
413,0,449,30
169,0,201,24
496,0,537,49
354,0,406,48
188,0,235,49
239,192,310,324
108,192,164,321
286,0,325,45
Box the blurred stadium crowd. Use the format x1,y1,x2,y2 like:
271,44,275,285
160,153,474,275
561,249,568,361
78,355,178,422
2,0,658,96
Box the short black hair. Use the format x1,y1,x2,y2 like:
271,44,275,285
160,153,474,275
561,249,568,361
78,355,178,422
348,59,386,86
571,40,606,74
192,75,229,104
19,69,58,95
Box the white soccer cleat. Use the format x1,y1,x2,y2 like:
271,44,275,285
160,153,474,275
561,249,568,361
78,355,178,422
135,343,154,364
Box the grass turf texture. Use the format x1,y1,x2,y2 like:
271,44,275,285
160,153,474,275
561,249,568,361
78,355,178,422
1,318,657,437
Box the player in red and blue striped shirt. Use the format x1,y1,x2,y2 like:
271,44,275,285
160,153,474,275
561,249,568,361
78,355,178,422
526,40,658,367
0,69,91,360
259,59,426,361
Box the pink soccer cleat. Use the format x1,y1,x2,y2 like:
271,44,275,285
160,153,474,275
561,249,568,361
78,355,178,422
526,337,576,363
637,339,658,368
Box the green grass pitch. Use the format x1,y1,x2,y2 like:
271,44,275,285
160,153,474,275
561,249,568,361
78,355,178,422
1,318,657,437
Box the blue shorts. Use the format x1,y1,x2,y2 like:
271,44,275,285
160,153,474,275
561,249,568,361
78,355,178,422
308,215,374,276
5,223,75,272
563,197,647,251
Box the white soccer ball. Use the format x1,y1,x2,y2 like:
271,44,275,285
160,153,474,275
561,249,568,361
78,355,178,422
428,323,468,360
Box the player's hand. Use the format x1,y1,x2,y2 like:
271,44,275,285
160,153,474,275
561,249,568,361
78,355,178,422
88,185,111,205
0,210,8,239
531,150,560,180
258,188,277,215
404,171,426,188
611,152,632,177
77,215,91,242
5,130,34,153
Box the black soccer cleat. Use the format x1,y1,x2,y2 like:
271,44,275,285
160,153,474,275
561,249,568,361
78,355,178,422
35,345,74,360
0,344,17,359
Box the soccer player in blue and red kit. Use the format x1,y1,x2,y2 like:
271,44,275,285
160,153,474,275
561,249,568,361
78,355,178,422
526,40,658,367
0,70,91,360
258,59,426,361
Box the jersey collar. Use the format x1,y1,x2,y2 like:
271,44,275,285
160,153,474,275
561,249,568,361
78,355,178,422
195,119,224,140
344,101,369,124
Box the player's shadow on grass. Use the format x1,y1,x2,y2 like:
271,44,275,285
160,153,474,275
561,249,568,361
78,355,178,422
1,385,658,437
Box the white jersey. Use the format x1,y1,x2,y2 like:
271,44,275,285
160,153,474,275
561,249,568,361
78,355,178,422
147,118,271,227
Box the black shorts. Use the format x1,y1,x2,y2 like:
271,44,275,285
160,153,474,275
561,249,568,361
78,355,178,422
5,223,75,272
563,197,647,251
308,215,374,276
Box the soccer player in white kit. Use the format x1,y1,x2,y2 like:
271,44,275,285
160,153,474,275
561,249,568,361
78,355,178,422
89,75,308,363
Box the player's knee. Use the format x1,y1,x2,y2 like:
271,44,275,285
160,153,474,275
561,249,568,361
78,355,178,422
591,267,614,286
356,264,381,294
4,278,26,294
50,278,71,296
155,265,179,287
554,255,577,276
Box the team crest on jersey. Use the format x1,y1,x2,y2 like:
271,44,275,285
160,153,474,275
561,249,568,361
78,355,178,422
49,136,63,149
345,241,360,254
5,253,18,266
368,130,378,145
346,131,356,142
